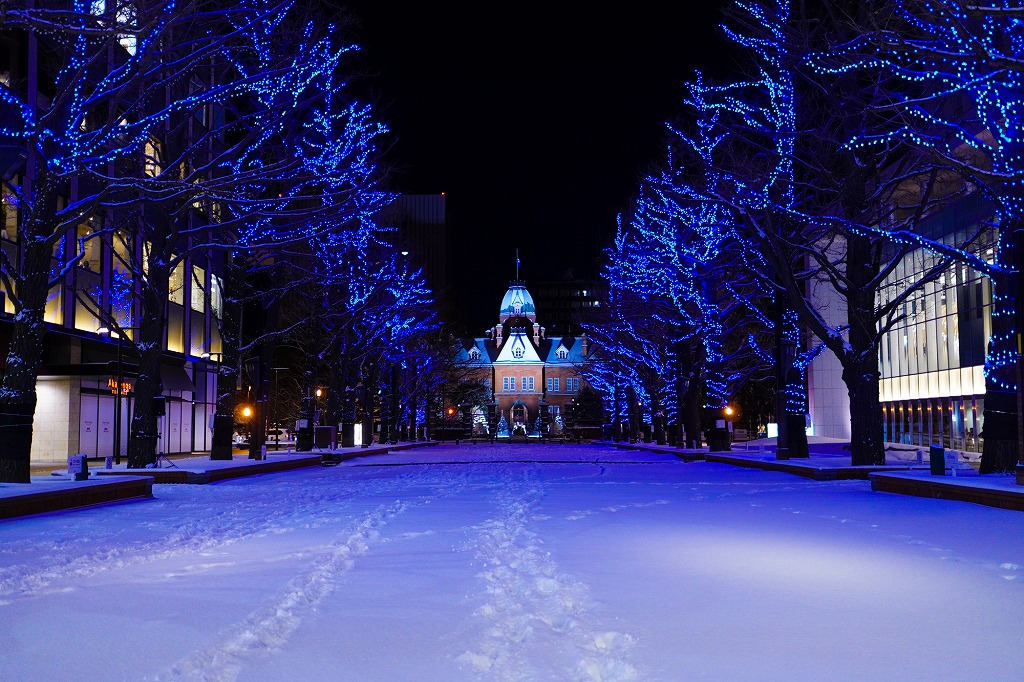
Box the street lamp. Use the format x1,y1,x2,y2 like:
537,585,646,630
201,351,225,454
241,404,252,442
98,325,136,465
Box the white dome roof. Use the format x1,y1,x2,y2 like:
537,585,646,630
499,283,536,321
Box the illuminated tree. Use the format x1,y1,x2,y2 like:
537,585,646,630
666,0,970,465
0,0,398,476
810,0,1023,471
0,0,243,480
277,224,438,450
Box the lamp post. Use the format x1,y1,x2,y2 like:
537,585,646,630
98,325,138,465
201,351,223,453
271,367,287,451
241,404,252,442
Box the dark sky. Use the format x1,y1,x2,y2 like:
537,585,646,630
336,3,735,332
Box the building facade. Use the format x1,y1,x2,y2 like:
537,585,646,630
1,8,222,464
531,279,600,336
455,281,589,433
374,194,450,307
808,192,995,453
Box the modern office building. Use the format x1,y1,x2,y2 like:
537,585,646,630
0,8,222,464
531,279,600,336
375,194,450,308
808,192,995,453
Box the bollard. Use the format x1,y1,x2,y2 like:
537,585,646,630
929,444,945,476
261,444,267,460
75,456,89,481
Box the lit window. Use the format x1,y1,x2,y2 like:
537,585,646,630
191,265,205,312
510,377,516,391
211,276,223,319
556,346,568,359
77,220,100,272
144,138,162,177
92,2,140,55
1,188,17,240
526,376,534,391
169,261,184,305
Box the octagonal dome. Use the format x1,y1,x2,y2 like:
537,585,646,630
499,283,536,322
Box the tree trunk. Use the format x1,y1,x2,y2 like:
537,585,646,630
0,285,47,482
844,360,885,465
980,243,1020,473
980,388,1017,473
844,230,886,466
785,365,809,458
211,254,245,459
0,174,59,483
682,379,702,449
126,304,165,469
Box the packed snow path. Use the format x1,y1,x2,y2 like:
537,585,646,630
2,444,1024,681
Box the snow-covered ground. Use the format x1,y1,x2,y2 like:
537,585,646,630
2,443,1023,681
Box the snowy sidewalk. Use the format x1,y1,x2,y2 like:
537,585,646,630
1,441,439,520
5,438,1024,520
601,438,1024,511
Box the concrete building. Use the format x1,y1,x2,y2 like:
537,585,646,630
807,192,995,453
0,7,222,464
374,194,450,310
531,279,600,336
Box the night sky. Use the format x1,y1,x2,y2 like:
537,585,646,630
335,2,735,332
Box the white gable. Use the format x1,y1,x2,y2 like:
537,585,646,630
494,331,542,363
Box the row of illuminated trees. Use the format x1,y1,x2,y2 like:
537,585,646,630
582,0,1023,473
0,0,445,482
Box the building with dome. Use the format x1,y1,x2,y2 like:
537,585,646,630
454,281,590,435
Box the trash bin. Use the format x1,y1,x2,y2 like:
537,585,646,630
314,425,337,449
929,444,945,476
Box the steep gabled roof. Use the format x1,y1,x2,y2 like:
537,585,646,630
543,336,586,363
454,338,496,364
494,329,542,363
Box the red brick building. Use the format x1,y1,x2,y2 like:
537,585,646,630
455,281,589,434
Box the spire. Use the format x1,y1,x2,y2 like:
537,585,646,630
516,248,520,281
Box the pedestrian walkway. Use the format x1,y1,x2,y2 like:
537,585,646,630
601,437,1024,512
1,441,439,520
5,437,1023,519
